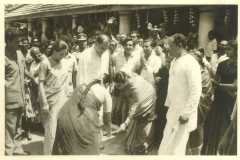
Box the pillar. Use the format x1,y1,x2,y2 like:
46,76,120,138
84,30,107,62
41,18,48,42
72,15,77,30
198,7,215,49
27,19,32,43
119,11,131,34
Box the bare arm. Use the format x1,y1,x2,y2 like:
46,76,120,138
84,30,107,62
38,61,49,111
102,87,112,136
38,81,49,110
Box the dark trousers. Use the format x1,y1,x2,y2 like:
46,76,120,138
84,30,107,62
5,106,22,155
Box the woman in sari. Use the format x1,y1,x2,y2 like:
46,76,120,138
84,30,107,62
113,71,156,155
201,41,237,155
218,100,237,155
52,79,112,155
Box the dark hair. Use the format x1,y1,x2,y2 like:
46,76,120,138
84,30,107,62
51,39,68,52
208,30,216,39
113,71,129,83
131,31,140,37
143,39,153,46
122,37,133,46
103,73,111,84
198,48,205,56
173,33,187,49
187,33,198,50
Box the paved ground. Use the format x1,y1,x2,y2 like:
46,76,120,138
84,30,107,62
19,131,158,155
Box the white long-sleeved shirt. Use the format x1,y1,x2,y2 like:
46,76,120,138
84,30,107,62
165,53,202,132
143,50,162,74
76,45,109,86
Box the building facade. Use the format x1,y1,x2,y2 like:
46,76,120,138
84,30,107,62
5,4,237,49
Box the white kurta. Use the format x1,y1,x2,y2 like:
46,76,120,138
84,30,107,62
76,46,109,86
62,53,77,97
144,51,162,74
140,51,162,85
158,53,202,155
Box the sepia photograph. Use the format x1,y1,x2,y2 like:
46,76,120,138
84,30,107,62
4,4,238,156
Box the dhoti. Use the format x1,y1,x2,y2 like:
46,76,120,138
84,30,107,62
158,121,190,155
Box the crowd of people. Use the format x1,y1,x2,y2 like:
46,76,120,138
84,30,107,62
5,24,237,155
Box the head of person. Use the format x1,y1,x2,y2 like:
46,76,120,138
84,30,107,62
138,38,144,47
94,34,110,56
45,44,53,57
208,30,216,41
217,40,228,56
123,38,134,55
22,38,30,49
30,46,42,63
32,38,40,47
51,39,68,62
159,23,167,37
227,40,237,62
119,33,127,45
187,32,198,51
116,34,121,42
77,33,88,50
18,37,29,55
113,71,131,90
143,39,153,56
5,27,22,52
152,25,160,38
130,31,139,44
72,34,78,43
168,33,187,58
59,35,72,54
39,41,48,55
109,40,117,53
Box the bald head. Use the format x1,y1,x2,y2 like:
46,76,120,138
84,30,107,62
30,46,42,62
94,34,110,56
95,34,110,44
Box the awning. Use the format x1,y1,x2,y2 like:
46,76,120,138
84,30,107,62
5,4,191,22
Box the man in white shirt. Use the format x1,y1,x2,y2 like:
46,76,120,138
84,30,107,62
141,39,162,85
210,40,229,76
62,50,78,97
130,31,143,54
158,33,202,155
76,34,110,86
142,39,162,74
205,30,217,62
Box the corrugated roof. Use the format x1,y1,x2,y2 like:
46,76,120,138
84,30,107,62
5,4,98,21
5,4,197,21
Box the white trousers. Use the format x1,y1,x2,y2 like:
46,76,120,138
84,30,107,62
158,121,190,155
42,92,67,155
